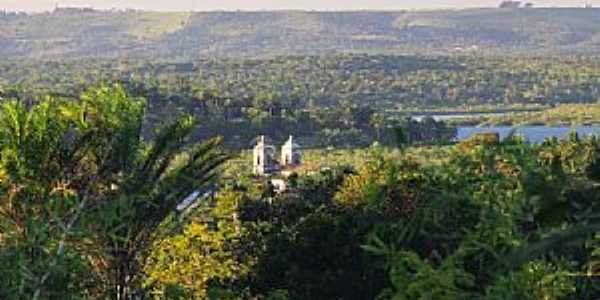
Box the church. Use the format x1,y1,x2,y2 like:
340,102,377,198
253,135,302,176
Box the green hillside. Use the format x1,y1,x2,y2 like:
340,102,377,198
1,7,600,59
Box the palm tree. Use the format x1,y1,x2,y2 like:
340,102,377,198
0,85,228,299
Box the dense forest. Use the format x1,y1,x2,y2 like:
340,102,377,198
2,54,600,148
1,86,600,299
2,7,600,59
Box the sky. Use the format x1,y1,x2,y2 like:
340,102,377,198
0,0,592,12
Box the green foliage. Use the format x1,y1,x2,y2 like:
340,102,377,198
359,135,600,300
372,248,475,300
0,84,227,299
486,261,575,300
5,54,600,149
3,73,600,300
145,189,251,299
0,96,96,299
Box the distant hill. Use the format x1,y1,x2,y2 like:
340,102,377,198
1,7,600,59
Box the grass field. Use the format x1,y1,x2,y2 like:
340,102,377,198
127,12,191,39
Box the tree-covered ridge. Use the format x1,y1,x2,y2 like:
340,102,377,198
2,8,600,59
3,54,600,148
4,55,600,109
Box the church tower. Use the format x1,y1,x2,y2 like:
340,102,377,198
281,135,302,166
253,135,275,176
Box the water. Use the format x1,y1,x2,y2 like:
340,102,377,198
412,112,509,122
457,126,600,144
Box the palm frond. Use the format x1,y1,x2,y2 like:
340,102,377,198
504,220,600,270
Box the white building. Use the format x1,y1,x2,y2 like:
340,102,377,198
253,135,277,176
281,135,302,167
253,135,303,177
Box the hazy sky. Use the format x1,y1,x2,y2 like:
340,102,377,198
0,0,592,12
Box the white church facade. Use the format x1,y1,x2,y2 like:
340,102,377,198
253,135,302,176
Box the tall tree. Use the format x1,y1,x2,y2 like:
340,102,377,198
0,85,228,299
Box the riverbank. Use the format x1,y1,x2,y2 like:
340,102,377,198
449,103,600,127
457,126,600,144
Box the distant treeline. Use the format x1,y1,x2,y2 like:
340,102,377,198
2,54,600,147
